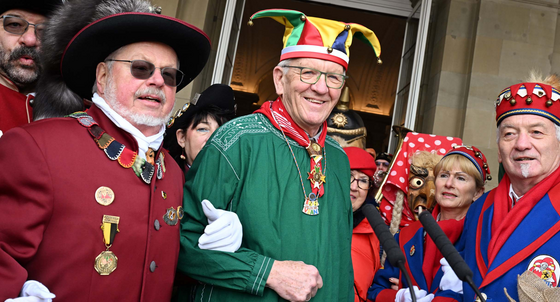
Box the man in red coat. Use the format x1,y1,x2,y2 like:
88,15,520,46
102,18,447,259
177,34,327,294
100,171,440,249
0,0,213,301
0,0,61,136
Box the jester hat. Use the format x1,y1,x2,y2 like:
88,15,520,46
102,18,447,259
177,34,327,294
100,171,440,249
248,9,381,69
496,82,560,126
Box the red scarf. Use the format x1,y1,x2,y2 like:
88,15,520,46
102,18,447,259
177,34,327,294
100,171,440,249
421,205,464,290
487,166,560,264
255,98,327,197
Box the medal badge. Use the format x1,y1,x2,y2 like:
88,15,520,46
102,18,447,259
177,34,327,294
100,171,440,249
527,255,560,287
95,215,120,275
307,141,322,157
307,166,326,189
302,193,319,215
95,251,118,276
95,186,115,206
177,206,184,220
163,207,178,225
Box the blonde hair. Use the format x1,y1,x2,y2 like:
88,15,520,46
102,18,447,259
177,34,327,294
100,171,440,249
433,154,484,190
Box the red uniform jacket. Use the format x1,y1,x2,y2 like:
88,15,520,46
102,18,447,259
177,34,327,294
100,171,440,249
352,218,381,302
0,105,184,301
0,83,33,134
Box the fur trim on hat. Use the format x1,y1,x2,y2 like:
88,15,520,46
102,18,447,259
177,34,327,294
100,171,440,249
33,0,153,120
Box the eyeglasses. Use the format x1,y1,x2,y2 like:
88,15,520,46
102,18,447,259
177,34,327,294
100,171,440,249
283,65,348,89
1,15,45,40
106,59,184,87
375,161,390,168
351,175,371,190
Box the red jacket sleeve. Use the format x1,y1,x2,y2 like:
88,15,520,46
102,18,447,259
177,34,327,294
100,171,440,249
0,128,54,299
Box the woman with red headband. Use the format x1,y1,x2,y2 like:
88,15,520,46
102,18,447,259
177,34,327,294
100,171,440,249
368,145,491,302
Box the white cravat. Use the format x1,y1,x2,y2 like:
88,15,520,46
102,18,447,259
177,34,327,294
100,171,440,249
91,93,164,160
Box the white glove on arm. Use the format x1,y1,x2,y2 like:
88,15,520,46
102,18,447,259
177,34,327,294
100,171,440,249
198,199,243,253
439,258,463,294
4,280,56,302
395,286,434,302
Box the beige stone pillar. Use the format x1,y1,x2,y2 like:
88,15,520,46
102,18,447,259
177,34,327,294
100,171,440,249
462,0,559,188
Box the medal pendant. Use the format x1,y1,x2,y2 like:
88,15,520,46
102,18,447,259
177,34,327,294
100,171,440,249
95,250,118,275
302,193,319,216
308,166,326,189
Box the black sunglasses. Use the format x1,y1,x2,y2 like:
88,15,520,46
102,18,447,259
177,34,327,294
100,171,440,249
1,15,45,40
106,59,184,87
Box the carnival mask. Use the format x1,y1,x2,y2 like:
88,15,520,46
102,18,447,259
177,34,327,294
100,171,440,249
408,164,437,219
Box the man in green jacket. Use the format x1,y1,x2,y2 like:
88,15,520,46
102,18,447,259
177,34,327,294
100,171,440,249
178,9,382,301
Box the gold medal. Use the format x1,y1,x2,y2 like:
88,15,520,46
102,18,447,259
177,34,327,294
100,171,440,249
97,215,120,275
95,186,115,206
94,250,118,275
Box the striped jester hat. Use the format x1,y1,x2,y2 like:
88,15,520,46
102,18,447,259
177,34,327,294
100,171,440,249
248,9,381,69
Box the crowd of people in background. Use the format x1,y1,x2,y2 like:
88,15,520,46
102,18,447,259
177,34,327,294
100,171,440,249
1,1,560,302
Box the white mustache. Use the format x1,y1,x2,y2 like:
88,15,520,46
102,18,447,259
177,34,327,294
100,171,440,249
135,87,166,104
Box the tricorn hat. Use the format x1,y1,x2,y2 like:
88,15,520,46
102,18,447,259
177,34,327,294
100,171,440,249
0,0,62,16
33,0,211,119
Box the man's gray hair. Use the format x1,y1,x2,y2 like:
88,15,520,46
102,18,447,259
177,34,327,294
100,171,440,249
277,59,294,75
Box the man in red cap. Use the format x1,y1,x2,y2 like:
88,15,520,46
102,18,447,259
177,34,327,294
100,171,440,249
177,8,382,302
0,0,61,136
455,74,560,301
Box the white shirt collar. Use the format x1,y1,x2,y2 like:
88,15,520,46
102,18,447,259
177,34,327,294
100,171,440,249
92,93,164,160
509,183,523,207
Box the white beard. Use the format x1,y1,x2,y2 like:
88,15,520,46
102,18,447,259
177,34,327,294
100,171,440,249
520,163,531,178
104,74,171,127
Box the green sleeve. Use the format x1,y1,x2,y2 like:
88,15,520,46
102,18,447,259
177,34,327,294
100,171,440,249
177,143,273,296
347,199,354,301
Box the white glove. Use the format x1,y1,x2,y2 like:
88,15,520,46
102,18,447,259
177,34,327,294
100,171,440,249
4,280,56,302
395,286,434,302
198,199,243,253
439,258,463,293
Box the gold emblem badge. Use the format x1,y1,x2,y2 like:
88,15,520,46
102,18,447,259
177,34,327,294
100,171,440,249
410,245,416,256
95,186,115,206
331,113,348,128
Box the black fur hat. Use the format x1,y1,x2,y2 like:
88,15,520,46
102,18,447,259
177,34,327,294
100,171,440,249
33,0,211,120
0,0,62,17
